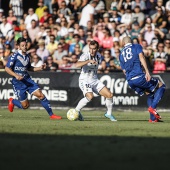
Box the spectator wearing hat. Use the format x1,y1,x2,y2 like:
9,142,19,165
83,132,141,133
35,0,48,20
13,26,22,42
109,7,121,25
132,6,145,27
130,22,141,40
0,8,4,24
102,12,113,31
7,10,17,25
67,15,76,28
66,27,75,45
37,38,50,62
0,16,12,37
82,37,92,53
110,1,118,10
25,8,38,29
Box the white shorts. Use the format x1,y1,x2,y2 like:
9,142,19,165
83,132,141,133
79,79,105,96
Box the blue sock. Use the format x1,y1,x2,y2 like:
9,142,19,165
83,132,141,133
12,99,23,109
151,84,166,109
40,97,53,116
147,93,156,121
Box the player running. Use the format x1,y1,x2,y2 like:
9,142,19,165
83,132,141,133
75,40,117,121
119,36,166,122
5,37,62,120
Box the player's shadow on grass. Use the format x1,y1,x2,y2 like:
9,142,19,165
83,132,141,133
0,133,170,170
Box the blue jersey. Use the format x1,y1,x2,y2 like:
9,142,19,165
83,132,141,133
6,51,32,81
119,43,144,81
6,50,40,101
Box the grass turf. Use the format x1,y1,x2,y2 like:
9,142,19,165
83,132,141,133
0,109,170,170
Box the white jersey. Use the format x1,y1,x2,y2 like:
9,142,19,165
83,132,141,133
79,52,102,82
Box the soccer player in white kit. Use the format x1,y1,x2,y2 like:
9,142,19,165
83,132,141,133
75,40,117,121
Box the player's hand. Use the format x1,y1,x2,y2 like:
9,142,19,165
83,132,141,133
15,75,24,80
145,72,151,82
40,63,46,70
89,60,97,65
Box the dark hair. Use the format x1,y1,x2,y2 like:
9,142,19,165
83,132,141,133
73,34,80,38
89,40,99,49
17,37,26,45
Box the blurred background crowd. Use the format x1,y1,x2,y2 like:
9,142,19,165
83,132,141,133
0,0,170,73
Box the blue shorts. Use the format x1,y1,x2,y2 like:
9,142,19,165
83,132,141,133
128,74,159,96
12,77,40,101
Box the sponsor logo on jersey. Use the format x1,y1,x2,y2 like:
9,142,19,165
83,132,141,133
14,66,26,71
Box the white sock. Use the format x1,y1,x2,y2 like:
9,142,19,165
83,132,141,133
105,98,113,115
75,97,90,111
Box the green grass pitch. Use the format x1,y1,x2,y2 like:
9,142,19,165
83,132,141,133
0,108,170,170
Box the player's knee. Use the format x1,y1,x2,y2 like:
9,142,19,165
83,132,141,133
37,93,45,100
106,92,113,99
22,103,29,109
85,94,93,101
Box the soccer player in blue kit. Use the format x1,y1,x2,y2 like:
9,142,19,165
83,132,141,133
5,37,62,120
119,36,166,122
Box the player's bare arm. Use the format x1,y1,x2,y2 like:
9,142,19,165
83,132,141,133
5,67,24,80
28,63,47,72
139,53,151,81
75,60,97,68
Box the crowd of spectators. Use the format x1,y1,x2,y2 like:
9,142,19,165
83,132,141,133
0,0,170,73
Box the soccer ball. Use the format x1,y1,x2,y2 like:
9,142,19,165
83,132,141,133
67,109,79,121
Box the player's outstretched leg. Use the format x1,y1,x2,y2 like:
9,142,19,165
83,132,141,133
147,93,157,122
104,98,117,122
75,97,91,121
148,84,165,120
40,96,62,120
8,98,23,112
